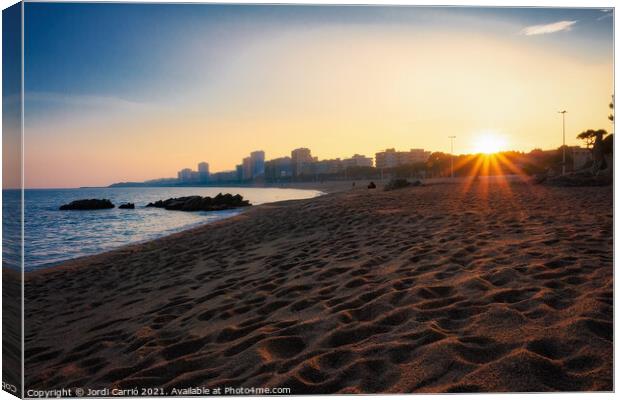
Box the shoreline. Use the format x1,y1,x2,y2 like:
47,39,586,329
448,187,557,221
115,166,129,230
18,175,557,275
25,175,524,194
23,190,339,277
22,186,330,273
24,181,612,392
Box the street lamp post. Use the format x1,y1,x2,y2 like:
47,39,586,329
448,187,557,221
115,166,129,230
558,110,567,175
448,136,456,178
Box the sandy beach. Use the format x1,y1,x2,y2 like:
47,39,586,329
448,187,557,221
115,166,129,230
24,180,612,393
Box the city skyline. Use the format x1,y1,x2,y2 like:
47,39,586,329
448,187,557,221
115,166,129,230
164,142,582,187
20,132,613,189
172,147,378,184
14,4,614,188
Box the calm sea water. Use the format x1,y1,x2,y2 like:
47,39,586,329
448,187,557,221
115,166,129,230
3,187,322,271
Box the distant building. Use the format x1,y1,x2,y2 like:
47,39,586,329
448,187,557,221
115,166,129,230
197,162,209,182
375,148,430,169
236,164,243,182
210,170,238,183
291,148,317,177
314,159,343,175
250,150,266,178
177,168,193,182
375,149,398,169
405,149,431,164
265,157,293,181
342,154,373,168
242,157,252,181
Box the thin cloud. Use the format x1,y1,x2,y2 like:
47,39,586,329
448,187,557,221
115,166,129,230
597,10,613,21
25,92,152,110
520,20,577,36
23,92,165,124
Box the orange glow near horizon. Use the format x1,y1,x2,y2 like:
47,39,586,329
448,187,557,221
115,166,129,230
459,151,531,196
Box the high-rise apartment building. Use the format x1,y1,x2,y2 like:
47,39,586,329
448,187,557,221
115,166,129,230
265,157,293,181
250,151,265,178
291,148,316,177
375,148,430,169
342,154,373,168
177,168,193,182
242,157,252,181
197,162,209,182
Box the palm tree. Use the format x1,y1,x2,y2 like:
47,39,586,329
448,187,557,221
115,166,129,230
577,129,608,148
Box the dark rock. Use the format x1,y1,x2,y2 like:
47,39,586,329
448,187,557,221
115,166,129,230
534,166,612,187
118,203,135,209
59,199,115,210
146,193,251,212
544,173,611,187
368,181,376,189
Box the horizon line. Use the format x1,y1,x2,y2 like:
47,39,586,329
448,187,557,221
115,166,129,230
8,144,595,190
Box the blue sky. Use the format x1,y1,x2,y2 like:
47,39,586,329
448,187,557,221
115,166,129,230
24,5,613,108
3,3,22,189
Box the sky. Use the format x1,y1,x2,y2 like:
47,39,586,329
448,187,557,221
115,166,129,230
19,4,614,188
3,3,21,190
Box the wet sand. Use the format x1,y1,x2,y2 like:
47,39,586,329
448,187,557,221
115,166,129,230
24,180,612,393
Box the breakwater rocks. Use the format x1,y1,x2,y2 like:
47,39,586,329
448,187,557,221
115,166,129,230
146,193,251,212
59,199,115,210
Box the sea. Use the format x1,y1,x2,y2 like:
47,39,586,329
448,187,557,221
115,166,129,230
2,187,322,271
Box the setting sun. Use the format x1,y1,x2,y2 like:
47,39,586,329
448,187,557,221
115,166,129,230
473,132,508,154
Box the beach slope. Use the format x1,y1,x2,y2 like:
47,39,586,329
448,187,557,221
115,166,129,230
24,181,612,393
